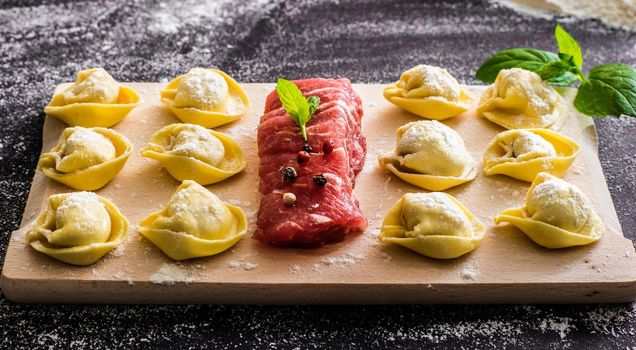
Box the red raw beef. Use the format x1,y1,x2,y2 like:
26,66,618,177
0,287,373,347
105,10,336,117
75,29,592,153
255,78,367,246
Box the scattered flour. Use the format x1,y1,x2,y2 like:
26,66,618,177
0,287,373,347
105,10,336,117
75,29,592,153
228,260,258,271
460,264,480,281
227,199,242,206
321,256,356,266
494,0,636,31
149,263,196,285
320,253,365,267
107,244,126,258
242,262,258,271
289,265,303,273
112,271,135,286
539,317,575,339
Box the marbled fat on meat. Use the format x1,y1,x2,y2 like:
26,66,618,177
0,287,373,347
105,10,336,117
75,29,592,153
256,78,367,246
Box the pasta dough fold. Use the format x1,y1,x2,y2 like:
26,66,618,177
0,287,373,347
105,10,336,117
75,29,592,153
482,129,580,182
141,123,246,185
38,126,132,190
44,68,140,127
378,120,476,190
495,172,603,248
384,65,473,120
138,180,247,260
160,68,249,128
477,68,566,130
26,192,128,265
379,193,485,259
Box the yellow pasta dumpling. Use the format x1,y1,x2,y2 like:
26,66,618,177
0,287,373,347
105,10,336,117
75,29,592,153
379,192,485,259
160,68,250,128
44,68,140,127
495,172,603,248
384,64,473,120
138,180,247,260
378,120,476,190
141,123,246,185
38,126,132,191
26,192,128,265
482,129,580,182
477,68,567,130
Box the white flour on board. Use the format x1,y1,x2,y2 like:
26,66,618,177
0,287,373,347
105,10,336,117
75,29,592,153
149,263,196,285
460,263,481,281
228,260,258,271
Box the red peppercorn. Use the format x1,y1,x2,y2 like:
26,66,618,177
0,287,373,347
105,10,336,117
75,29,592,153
322,139,334,154
297,151,310,163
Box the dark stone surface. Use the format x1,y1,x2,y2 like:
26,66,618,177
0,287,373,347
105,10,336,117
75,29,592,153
1,0,635,348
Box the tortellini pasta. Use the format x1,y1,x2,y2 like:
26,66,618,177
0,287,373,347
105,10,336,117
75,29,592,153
38,126,132,191
482,129,580,182
495,172,603,248
138,180,247,260
26,192,128,265
378,120,476,190
160,68,250,128
141,123,246,185
379,192,485,259
44,68,140,127
477,68,567,130
384,64,473,120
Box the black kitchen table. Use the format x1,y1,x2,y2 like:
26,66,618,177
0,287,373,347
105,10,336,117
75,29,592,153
1,0,635,348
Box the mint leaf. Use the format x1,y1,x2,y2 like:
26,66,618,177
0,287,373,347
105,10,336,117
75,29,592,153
276,78,320,141
276,78,307,124
538,59,573,81
555,24,583,68
545,71,578,86
538,55,579,85
476,48,573,84
574,64,636,117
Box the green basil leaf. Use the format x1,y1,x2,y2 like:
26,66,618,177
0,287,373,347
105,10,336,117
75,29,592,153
555,24,583,68
476,48,568,84
574,64,636,117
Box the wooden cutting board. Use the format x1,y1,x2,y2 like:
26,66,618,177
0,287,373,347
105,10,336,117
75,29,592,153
3,83,636,304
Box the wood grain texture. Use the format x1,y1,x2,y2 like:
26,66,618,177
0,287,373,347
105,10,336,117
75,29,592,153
2,83,636,304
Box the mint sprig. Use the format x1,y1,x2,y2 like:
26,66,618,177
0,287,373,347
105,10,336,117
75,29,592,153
276,78,320,142
476,24,636,118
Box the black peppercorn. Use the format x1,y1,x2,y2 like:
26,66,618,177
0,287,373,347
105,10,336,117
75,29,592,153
303,143,313,153
313,174,328,187
282,167,297,183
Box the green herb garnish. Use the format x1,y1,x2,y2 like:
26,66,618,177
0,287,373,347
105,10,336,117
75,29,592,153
276,78,320,141
476,48,576,85
476,24,636,118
